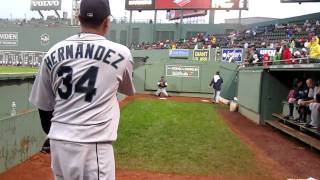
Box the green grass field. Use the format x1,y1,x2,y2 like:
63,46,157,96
115,99,261,176
0,66,38,73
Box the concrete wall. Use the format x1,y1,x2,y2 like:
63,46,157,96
0,75,45,173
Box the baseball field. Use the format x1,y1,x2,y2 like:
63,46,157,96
116,99,258,176
0,66,38,73
1,95,320,179
1,68,320,179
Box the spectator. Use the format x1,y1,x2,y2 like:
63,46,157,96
274,47,282,65
209,71,223,103
252,54,260,65
308,35,320,62
306,93,320,129
281,44,292,64
262,53,270,67
290,39,296,50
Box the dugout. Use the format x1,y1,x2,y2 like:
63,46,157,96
238,64,320,124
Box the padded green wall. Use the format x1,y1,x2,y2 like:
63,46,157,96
133,49,238,99
237,69,263,113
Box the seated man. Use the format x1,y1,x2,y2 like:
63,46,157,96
285,79,307,120
155,76,169,97
306,93,320,129
298,78,320,122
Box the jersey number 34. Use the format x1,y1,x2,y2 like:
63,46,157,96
57,66,98,102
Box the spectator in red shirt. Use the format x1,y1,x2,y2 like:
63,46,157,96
282,45,292,64
262,53,270,67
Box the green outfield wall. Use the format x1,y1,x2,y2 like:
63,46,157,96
0,23,239,52
131,49,238,99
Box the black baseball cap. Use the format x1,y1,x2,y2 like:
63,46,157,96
80,0,111,20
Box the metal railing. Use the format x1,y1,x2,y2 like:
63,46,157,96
240,57,320,67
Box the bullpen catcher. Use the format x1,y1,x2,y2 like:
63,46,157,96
155,76,169,97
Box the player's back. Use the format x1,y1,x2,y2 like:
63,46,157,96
30,33,135,143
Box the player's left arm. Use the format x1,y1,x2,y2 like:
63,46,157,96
38,109,53,134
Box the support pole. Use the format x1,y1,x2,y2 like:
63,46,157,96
153,10,157,42
128,10,133,46
179,9,184,40
209,10,215,24
238,10,242,24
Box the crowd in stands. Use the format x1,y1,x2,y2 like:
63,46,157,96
130,19,320,65
285,78,320,129
0,18,70,27
130,32,219,50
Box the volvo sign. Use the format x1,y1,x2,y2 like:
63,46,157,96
30,0,62,11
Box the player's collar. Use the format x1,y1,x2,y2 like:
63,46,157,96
77,32,107,40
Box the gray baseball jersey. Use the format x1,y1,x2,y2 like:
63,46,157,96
29,33,135,143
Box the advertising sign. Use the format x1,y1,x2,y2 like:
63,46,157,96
257,48,276,57
221,48,243,63
0,32,18,46
212,0,248,10
155,0,211,10
30,0,62,11
167,10,207,20
193,49,210,61
169,49,189,58
166,65,200,78
125,0,155,10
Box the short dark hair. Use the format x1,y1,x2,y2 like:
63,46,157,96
78,16,106,29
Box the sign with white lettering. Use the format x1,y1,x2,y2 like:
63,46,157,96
257,48,276,57
221,48,243,63
126,0,155,10
30,0,62,11
0,32,18,47
166,65,199,78
169,49,189,59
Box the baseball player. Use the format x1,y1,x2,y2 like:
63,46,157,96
155,76,169,97
29,0,135,179
209,71,223,103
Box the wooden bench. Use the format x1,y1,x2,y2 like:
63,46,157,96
272,113,320,137
266,119,320,151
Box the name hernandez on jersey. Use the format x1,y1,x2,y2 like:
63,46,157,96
29,33,135,143
44,43,124,71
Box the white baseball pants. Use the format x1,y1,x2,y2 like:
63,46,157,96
50,140,115,180
213,90,221,103
155,88,168,96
